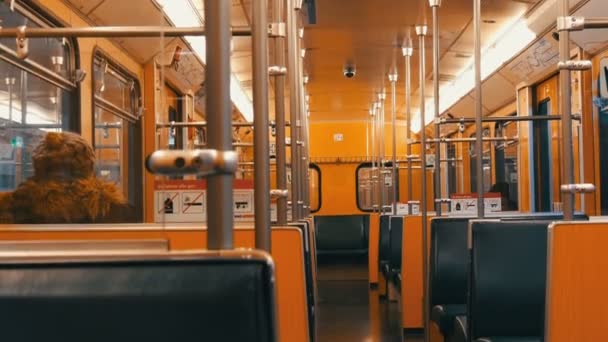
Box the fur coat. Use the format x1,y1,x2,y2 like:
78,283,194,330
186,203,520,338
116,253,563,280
0,132,135,224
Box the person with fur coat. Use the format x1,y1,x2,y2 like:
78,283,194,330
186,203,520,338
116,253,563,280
0,131,135,224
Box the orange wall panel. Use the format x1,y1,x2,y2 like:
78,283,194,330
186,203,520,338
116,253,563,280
368,213,380,284
310,122,409,158
315,163,362,215
546,222,608,342
401,215,433,329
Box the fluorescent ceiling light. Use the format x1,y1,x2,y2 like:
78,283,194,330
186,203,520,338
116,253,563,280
156,0,254,122
410,18,536,133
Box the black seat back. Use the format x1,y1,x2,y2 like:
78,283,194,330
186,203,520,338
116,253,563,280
0,251,277,342
496,212,588,221
379,215,391,266
314,215,369,255
430,217,471,307
388,216,403,271
470,220,549,339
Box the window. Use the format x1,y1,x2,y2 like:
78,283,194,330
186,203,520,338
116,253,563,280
92,52,142,220
470,128,492,193
598,62,608,214
357,162,398,212
0,2,78,191
279,164,321,214
494,120,518,210
309,164,321,213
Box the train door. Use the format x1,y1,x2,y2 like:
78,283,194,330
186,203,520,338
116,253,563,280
598,57,608,214
470,128,492,193
494,120,518,210
533,77,560,212
532,100,553,212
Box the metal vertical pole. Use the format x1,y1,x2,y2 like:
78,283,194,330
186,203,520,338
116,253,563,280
366,118,370,159
371,105,377,212
431,0,442,215
403,41,413,215
473,0,484,218
416,24,430,342
253,0,271,250
287,0,301,221
389,72,398,214
297,30,308,218
379,92,387,213
376,102,382,212
205,0,233,249
558,0,574,220
274,0,288,225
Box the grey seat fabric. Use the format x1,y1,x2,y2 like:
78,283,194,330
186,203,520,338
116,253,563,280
469,221,549,341
474,338,542,342
450,315,468,342
432,304,467,336
379,215,391,269
429,217,470,337
289,222,316,341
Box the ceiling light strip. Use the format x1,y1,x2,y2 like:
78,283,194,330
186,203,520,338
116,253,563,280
157,0,253,122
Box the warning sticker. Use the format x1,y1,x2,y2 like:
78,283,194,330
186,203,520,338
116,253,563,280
233,190,253,214
158,192,180,215
154,179,254,223
182,192,205,214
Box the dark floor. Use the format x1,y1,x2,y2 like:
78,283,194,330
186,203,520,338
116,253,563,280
315,262,423,342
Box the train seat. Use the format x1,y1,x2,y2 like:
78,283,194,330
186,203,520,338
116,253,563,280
429,217,470,336
453,316,468,342
0,249,277,341
431,304,467,336
434,214,587,341
289,221,316,340
466,221,549,342
387,216,403,290
314,214,369,256
378,215,391,274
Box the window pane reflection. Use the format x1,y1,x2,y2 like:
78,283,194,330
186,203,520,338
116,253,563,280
0,4,72,79
94,58,134,115
94,108,125,193
0,61,72,191
357,163,397,211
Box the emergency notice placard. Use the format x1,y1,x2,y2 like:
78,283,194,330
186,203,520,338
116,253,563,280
154,179,254,223
450,193,501,215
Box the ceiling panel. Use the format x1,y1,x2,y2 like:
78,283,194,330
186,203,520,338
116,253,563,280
569,0,608,55
500,32,559,84
306,0,542,129
64,0,105,15
480,73,517,113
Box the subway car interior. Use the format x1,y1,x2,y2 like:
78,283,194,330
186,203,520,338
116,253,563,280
0,0,606,341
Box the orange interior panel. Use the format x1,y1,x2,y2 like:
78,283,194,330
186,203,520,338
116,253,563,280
368,213,380,284
545,222,608,342
401,214,434,329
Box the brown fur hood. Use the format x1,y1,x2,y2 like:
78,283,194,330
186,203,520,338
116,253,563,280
0,192,12,224
0,132,136,224
10,176,130,224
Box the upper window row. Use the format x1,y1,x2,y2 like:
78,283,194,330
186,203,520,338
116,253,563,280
0,0,142,209
0,2,77,191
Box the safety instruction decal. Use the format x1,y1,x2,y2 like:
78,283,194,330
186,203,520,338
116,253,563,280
154,179,254,223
